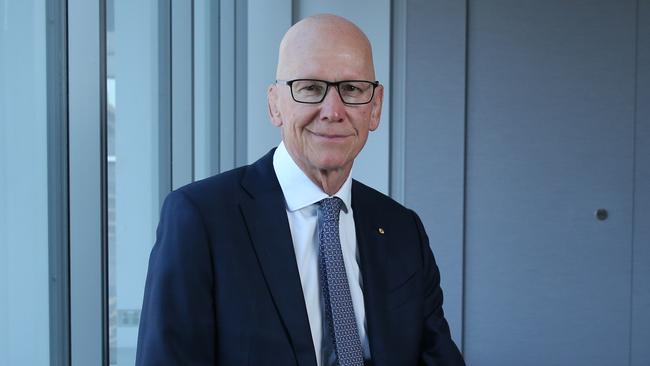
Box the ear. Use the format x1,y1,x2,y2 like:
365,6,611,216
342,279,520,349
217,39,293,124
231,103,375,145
368,84,384,131
268,84,283,127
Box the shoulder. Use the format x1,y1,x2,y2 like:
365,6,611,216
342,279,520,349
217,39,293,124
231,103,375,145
352,179,415,218
161,148,279,218
161,165,250,219
168,148,277,210
179,166,246,199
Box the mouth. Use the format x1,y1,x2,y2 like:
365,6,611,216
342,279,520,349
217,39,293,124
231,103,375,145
307,129,354,141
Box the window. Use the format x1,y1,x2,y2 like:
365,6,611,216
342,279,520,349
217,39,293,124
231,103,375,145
0,0,67,364
106,1,169,364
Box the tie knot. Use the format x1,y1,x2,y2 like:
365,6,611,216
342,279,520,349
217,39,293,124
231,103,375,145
319,197,344,222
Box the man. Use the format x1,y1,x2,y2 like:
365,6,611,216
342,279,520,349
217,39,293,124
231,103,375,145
137,14,464,366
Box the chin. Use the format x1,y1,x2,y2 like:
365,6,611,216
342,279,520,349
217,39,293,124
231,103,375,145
312,156,351,172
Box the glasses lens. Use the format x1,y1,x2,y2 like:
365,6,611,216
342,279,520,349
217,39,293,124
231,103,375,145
339,81,374,104
291,80,328,103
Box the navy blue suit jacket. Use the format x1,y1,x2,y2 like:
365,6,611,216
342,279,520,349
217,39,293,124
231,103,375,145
136,149,465,365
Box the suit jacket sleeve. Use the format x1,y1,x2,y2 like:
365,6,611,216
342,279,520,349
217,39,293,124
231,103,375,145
411,210,466,366
136,190,216,365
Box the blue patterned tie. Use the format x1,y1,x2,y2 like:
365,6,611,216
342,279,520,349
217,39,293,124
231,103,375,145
318,197,364,366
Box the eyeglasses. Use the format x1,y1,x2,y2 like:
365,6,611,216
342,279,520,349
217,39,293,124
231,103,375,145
276,79,379,105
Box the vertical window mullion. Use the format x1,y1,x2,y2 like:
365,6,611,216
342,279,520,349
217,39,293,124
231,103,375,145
68,0,107,364
47,0,70,364
171,0,194,189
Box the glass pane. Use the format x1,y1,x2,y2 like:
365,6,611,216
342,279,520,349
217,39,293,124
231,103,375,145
0,0,51,364
107,1,168,364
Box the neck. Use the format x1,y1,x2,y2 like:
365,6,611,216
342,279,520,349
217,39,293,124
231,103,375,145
281,143,353,196
305,166,351,196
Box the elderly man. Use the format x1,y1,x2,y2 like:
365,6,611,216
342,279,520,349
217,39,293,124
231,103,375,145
137,14,464,366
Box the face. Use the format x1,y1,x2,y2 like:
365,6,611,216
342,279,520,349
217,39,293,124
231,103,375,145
268,19,384,178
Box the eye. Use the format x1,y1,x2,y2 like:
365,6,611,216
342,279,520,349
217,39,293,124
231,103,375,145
296,82,324,94
340,82,371,97
340,84,360,93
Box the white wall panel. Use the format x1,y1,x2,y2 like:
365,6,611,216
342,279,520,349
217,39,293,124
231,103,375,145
246,0,292,164
296,0,390,194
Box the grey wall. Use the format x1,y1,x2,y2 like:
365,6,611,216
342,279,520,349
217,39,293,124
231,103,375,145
464,1,636,364
402,0,467,346
402,0,649,364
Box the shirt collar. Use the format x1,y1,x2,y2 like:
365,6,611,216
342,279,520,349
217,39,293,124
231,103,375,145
273,141,352,213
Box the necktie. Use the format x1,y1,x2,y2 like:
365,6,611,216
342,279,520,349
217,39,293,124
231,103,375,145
318,197,364,366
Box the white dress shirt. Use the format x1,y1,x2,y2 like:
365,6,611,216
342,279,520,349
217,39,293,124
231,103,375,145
272,142,370,366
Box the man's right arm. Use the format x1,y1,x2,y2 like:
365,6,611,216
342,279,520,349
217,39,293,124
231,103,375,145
136,190,216,365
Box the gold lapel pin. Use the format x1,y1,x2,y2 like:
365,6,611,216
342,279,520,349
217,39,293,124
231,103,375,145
378,227,385,235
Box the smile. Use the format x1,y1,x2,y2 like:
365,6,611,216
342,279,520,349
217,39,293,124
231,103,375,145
307,130,354,141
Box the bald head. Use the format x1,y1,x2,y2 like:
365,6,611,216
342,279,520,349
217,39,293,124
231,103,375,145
267,14,384,194
276,14,376,81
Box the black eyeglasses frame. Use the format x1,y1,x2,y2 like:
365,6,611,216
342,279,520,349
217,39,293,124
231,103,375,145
275,78,380,105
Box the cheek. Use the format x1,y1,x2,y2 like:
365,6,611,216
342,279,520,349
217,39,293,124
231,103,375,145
289,109,318,131
280,109,318,143
352,109,375,134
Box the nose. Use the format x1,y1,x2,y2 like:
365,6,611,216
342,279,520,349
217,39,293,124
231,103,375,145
319,85,345,122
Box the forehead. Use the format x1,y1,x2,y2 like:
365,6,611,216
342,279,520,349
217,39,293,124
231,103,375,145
277,18,375,80
286,45,372,80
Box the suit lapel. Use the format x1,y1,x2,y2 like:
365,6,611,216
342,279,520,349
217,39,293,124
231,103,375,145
352,181,411,366
240,150,317,366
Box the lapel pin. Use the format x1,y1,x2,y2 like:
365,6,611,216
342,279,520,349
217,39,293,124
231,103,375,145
378,227,385,235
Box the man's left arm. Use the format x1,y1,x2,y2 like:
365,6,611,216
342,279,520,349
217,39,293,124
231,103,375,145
411,210,466,366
